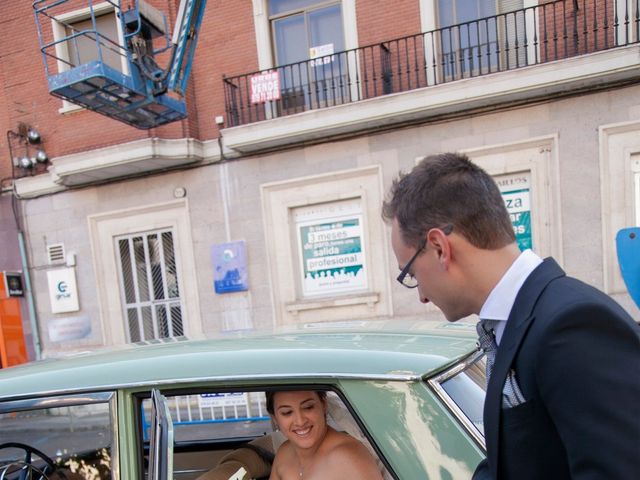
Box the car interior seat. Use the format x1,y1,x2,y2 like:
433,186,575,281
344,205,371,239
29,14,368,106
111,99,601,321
195,433,282,480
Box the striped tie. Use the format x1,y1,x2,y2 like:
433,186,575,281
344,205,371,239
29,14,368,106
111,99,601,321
477,320,526,408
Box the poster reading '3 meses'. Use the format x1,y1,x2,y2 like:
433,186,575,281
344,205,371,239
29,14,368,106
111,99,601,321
295,200,368,297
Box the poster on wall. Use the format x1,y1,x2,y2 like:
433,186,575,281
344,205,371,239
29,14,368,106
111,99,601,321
496,172,533,251
295,200,367,297
48,315,91,342
211,241,249,294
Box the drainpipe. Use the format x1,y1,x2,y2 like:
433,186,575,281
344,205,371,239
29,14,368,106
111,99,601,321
18,231,42,360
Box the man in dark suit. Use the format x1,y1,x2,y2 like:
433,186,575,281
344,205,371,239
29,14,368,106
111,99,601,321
382,152,640,479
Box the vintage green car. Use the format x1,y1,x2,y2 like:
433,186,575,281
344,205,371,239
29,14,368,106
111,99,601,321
0,321,486,479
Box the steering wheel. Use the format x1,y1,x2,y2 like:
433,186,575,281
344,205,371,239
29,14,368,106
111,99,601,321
0,442,56,480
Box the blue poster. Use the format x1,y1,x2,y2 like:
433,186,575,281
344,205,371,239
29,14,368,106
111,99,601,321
211,241,248,294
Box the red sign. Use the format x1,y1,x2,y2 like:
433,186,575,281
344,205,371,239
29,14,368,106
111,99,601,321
250,71,281,104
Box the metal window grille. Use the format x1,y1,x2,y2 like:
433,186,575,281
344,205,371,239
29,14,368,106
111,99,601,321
116,229,184,342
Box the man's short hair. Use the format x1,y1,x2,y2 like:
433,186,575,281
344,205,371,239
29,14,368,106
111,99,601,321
382,152,515,249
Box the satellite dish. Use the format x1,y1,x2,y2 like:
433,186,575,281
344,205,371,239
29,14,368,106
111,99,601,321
616,227,640,309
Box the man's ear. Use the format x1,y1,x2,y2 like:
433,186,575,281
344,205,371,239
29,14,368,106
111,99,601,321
427,228,452,267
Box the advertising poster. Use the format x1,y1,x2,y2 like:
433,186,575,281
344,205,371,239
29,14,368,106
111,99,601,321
296,200,367,297
496,172,533,251
309,43,335,67
211,241,248,294
250,71,281,104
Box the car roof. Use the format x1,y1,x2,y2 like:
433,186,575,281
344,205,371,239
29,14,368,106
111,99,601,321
0,320,478,400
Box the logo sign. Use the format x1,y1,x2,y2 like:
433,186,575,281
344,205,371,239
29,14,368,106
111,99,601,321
250,71,281,104
211,241,249,294
47,267,80,313
4,272,24,297
48,315,91,342
496,172,533,251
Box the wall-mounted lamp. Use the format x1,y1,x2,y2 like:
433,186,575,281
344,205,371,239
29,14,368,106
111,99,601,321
6,123,49,177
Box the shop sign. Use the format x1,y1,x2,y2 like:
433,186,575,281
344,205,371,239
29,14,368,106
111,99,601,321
4,272,24,297
496,172,533,251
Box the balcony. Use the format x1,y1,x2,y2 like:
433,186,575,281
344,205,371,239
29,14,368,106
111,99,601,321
222,0,640,153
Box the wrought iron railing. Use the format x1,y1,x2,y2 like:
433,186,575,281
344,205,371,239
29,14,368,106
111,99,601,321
223,0,639,127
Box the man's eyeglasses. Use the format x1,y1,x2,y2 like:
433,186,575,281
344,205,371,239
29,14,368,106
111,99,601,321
396,239,425,288
396,225,453,289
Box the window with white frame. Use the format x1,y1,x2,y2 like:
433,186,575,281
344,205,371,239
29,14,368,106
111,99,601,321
261,165,390,325
269,1,345,66
599,122,640,295
89,199,201,346
52,2,127,75
268,0,347,111
428,0,534,79
116,229,184,342
252,0,359,110
51,1,128,112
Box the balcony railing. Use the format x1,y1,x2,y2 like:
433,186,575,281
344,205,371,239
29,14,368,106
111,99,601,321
223,0,639,127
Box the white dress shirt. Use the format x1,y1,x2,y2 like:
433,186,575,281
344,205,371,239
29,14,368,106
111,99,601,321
478,249,543,345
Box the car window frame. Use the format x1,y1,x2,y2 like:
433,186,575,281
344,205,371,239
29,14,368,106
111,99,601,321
427,348,487,450
140,383,398,480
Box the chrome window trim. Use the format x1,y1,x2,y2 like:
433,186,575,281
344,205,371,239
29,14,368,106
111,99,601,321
0,391,114,413
427,349,486,451
0,371,423,401
0,391,119,479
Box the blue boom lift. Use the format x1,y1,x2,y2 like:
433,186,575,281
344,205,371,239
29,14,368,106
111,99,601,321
33,0,206,129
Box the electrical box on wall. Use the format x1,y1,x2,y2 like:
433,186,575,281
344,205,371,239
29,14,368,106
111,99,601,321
3,272,24,297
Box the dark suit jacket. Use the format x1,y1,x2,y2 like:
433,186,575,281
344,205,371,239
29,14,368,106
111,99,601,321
473,258,640,480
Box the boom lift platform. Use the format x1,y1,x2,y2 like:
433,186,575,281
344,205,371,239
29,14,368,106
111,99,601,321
32,0,206,129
